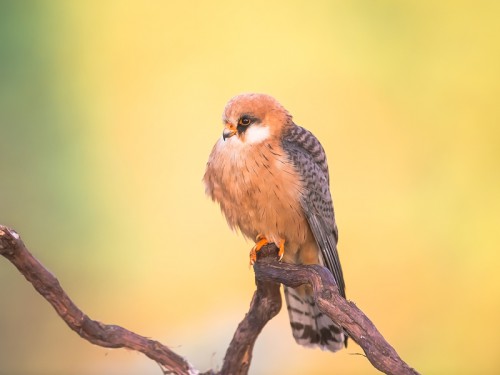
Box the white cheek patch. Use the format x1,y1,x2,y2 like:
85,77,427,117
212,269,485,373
245,125,270,144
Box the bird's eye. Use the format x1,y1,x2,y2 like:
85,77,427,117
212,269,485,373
238,117,251,126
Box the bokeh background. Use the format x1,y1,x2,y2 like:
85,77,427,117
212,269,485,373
1,1,499,374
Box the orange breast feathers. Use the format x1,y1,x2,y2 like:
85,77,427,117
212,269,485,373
204,135,309,248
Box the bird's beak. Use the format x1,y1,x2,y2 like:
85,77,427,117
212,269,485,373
222,123,237,141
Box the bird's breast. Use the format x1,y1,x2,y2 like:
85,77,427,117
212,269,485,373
204,138,309,247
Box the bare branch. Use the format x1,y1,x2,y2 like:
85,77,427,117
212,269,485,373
0,225,419,375
220,278,281,375
253,244,420,375
0,225,196,375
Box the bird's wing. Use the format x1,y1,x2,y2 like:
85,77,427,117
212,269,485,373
282,125,346,297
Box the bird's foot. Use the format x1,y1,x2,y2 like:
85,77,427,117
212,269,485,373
277,239,285,261
249,235,286,265
249,234,269,265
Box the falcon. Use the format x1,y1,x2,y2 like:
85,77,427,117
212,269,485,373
203,93,347,351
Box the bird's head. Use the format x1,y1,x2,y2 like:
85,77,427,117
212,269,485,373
221,93,292,144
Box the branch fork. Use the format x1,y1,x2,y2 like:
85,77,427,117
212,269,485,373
0,225,418,375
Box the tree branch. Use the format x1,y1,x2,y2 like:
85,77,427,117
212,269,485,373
0,225,196,375
220,277,281,375
253,244,420,375
0,225,419,375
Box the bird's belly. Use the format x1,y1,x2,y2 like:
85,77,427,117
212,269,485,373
234,188,306,243
205,143,309,247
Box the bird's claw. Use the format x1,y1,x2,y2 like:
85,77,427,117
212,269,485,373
249,236,286,266
277,239,285,261
249,235,269,266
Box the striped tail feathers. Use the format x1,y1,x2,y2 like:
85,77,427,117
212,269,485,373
284,285,345,352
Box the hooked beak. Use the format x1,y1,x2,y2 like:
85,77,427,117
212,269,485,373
222,123,237,141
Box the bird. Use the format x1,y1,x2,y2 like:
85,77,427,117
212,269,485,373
203,93,347,352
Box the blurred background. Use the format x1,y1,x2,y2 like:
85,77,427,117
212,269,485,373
1,1,499,374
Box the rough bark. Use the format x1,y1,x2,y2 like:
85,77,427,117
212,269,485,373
0,226,195,375
0,225,419,375
254,245,419,375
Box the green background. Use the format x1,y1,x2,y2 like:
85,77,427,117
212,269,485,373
1,1,499,374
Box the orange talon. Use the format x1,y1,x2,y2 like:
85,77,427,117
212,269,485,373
249,235,269,265
278,239,285,261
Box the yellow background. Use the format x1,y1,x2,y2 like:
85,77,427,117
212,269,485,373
1,1,499,374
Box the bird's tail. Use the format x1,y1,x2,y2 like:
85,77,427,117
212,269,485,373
284,285,345,352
